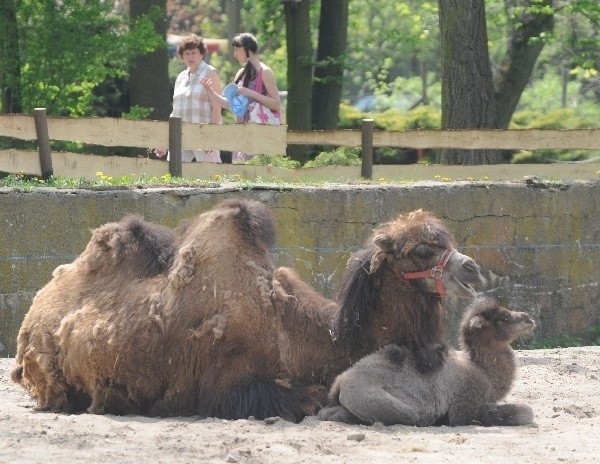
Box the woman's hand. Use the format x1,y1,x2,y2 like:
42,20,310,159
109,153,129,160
200,77,214,89
237,86,254,98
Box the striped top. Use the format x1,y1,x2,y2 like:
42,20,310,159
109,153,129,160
171,60,215,124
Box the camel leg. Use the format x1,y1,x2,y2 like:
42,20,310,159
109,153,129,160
479,402,535,426
22,348,70,412
318,405,362,424
339,385,420,426
447,403,481,426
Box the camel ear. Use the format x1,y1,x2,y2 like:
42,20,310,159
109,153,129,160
469,315,484,329
373,234,394,253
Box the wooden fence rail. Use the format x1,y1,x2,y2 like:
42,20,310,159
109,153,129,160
1,109,599,181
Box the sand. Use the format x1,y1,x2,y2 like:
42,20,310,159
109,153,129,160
0,346,598,463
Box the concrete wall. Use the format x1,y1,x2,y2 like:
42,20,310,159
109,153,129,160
1,181,599,356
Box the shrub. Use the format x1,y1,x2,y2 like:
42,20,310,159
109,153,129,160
303,147,362,167
245,154,301,169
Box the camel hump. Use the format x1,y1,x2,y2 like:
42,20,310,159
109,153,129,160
82,214,176,277
381,345,410,367
219,199,276,250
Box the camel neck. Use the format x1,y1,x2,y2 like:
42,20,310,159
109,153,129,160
470,343,517,401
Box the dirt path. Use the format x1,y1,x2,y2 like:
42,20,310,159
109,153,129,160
1,346,599,463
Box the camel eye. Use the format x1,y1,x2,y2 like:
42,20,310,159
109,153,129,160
413,244,434,260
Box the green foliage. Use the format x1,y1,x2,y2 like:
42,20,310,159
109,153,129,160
529,324,600,348
245,154,300,169
303,147,362,168
529,334,584,349
122,106,154,120
512,149,596,164
14,0,164,116
0,172,218,190
510,105,600,163
589,323,600,346
346,1,439,98
339,102,441,132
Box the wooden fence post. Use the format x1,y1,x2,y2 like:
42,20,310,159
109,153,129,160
168,116,182,177
34,108,53,180
361,118,374,179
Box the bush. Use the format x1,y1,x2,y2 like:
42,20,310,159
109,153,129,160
510,107,600,163
245,154,301,169
304,147,362,167
338,103,441,132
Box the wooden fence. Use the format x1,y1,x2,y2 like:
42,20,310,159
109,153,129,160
1,108,599,181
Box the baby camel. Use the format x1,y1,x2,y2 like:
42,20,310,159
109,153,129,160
318,297,535,426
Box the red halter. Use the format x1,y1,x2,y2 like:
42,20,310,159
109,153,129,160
401,249,456,297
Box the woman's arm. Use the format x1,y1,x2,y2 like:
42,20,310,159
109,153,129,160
205,70,223,124
201,77,229,110
238,65,281,112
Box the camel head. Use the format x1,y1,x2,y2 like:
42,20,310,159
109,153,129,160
461,297,536,345
370,209,483,298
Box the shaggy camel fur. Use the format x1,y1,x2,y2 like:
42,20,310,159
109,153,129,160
318,297,536,426
270,209,485,389
12,202,484,422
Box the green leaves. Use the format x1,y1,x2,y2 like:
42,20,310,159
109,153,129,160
14,0,164,116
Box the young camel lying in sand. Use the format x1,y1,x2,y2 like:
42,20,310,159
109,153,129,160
318,297,535,426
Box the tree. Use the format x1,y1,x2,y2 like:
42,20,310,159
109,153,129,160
0,0,21,114
438,0,499,164
312,0,349,130
2,0,163,117
283,0,313,162
493,0,554,129
129,0,171,120
223,0,243,61
438,0,556,164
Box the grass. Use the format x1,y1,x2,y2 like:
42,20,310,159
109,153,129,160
529,323,600,349
0,172,235,190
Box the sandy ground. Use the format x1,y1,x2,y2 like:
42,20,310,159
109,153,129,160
0,347,598,464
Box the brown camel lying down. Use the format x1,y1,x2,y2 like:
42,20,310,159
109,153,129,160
12,200,485,422
318,297,536,426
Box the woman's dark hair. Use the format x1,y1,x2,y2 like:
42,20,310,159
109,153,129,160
232,33,259,87
177,34,206,58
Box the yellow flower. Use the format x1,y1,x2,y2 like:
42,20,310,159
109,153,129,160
96,171,103,177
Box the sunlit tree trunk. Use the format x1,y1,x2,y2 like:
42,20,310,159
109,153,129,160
438,0,500,164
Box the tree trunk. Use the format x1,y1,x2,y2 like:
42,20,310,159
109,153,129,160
129,0,171,120
493,0,554,129
312,0,349,130
284,0,313,163
0,0,22,113
224,0,242,62
438,0,500,164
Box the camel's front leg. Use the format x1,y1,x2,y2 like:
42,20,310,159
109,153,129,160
339,385,421,426
317,404,362,424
